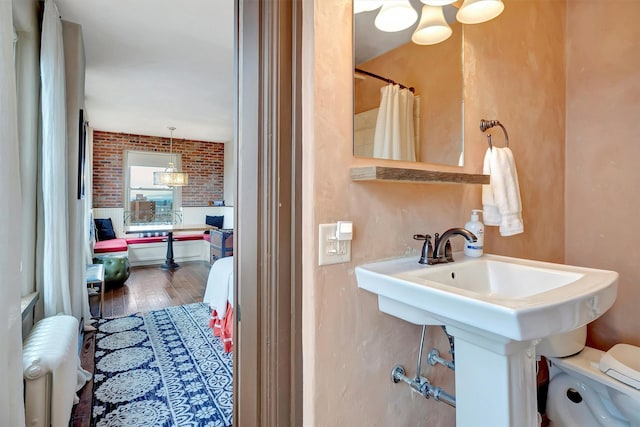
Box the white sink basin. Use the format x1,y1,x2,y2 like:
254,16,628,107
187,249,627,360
357,253,618,427
409,259,583,299
356,253,618,341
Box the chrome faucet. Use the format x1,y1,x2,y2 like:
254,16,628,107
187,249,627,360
414,228,477,265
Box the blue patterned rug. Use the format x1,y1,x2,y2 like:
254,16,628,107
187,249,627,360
91,303,233,427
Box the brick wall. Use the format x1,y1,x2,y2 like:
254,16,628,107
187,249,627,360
92,130,224,208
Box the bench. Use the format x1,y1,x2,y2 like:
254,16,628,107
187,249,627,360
93,233,210,266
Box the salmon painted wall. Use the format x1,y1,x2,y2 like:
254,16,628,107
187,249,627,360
304,1,565,425
464,1,566,261
566,1,640,350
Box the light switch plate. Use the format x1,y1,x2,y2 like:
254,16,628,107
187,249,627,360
318,223,351,266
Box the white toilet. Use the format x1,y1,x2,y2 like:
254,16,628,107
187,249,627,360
538,326,640,427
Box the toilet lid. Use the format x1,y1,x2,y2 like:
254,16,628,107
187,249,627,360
599,343,640,390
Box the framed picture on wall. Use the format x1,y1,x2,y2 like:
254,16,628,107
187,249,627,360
77,109,87,200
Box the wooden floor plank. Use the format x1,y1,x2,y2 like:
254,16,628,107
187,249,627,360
69,331,95,427
74,261,211,426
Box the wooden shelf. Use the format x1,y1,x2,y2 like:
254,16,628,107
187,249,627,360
350,166,489,184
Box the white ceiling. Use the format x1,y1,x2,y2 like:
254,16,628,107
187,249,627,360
55,0,235,143
53,0,456,142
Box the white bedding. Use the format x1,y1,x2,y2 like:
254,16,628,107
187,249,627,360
203,256,234,319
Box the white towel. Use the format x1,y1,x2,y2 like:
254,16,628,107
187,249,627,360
481,147,524,236
482,148,501,226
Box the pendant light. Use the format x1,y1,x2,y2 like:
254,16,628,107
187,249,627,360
354,0,383,14
153,126,189,187
420,0,457,5
411,5,452,45
361,0,505,47
374,0,418,32
456,0,504,24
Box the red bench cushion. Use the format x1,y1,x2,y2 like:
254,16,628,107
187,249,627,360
94,238,128,253
174,234,206,242
125,236,166,244
93,234,206,255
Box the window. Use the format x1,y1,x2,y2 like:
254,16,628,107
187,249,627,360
124,150,182,224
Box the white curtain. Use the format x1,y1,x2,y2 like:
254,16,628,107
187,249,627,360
41,0,72,317
373,84,417,162
41,0,92,404
0,0,27,425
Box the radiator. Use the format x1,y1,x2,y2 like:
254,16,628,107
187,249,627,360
22,315,79,427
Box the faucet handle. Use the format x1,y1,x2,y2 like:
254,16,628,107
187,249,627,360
413,234,433,264
444,240,454,262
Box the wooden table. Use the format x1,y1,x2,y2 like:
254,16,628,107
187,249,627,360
124,224,213,270
86,264,105,317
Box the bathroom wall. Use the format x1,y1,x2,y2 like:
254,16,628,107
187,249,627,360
303,1,565,425
463,1,566,261
565,1,640,349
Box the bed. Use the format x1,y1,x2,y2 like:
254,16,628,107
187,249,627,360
203,256,234,352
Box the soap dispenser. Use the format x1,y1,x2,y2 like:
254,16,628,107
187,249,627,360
464,210,484,257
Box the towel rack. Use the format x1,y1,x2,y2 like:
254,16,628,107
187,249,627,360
480,119,509,150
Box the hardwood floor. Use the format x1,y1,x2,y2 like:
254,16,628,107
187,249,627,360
71,260,212,427
93,260,211,318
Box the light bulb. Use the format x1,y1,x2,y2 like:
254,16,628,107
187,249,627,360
374,0,418,32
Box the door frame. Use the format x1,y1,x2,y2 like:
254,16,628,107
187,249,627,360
234,1,303,425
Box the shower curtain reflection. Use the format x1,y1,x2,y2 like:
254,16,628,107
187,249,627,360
373,84,417,161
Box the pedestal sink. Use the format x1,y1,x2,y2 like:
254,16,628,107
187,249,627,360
355,253,618,427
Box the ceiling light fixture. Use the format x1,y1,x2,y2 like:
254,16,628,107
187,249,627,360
456,0,504,24
374,0,418,32
358,0,504,46
420,0,457,6
354,0,384,14
153,126,189,187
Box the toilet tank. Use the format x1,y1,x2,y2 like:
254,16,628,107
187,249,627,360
536,326,587,357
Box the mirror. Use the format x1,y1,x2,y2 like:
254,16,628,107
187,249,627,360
353,2,464,166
